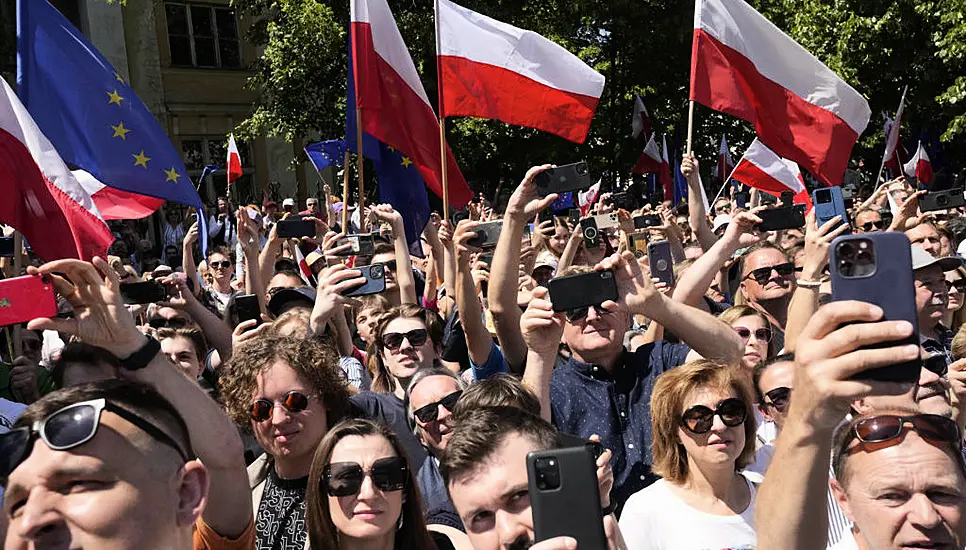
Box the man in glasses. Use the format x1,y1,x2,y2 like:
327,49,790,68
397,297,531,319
909,246,963,366
854,208,885,233
737,242,797,343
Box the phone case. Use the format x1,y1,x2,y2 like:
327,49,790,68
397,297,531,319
119,282,168,305
813,187,851,234
548,271,618,312
344,264,387,297
756,205,806,231
467,221,503,249
235,294,262,327
580,218,600,249
629,233,648,259
647,240,675,287
534,162,592,197
0,275,57,327
920,188,966,213
528,447,606,549
276,219,316,238
830,233,920,382
0,237,13,258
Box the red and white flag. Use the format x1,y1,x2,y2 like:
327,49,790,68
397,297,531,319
578,179,601,217
659,135,674,201
227,134,243,185
0,79,113,261
632,95,652,142
632,134,663,175
903,141,933,185
717,134,735,185
883,87,907,166
690,0,871,186
351,0,472,208
730,139,812,209
436,0,605,144
293,246,316,286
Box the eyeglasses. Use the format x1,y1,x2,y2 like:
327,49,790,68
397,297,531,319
681,397,747,434
0,399,191,481
413,391,463,424
734,326,772,343
250,391,313,422
849,414,960,445
946,280,966,293
565,304,609,322
744,262,800,285
860,221,884,231
762,387,791,413
381,329,429,351
322,456,408,497
210,260,232,270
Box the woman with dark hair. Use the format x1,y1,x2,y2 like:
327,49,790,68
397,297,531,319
307,419,453,550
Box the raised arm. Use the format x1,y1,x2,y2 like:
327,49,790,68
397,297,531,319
237,210,266,312
452,220,493,367
158,275,233,362
520,285,566,421
182,221,200,288
682,153,718,251
371,204,417,305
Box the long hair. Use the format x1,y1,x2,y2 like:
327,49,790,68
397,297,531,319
306,419,437,550
365,305,444,394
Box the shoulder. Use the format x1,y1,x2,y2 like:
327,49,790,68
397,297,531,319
620,480,672,516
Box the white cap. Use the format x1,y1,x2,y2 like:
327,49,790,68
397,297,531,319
712,214,732,233
282,198,296,207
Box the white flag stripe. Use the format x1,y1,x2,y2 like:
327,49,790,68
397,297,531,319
351,0,431,105
743,139,804,193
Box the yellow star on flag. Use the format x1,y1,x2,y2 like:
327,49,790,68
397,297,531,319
400,156,413,168
163,167,181,183
387,145,395,152
114,71,125,83
132,150,151,168
111,121,130,140
107,89,125,106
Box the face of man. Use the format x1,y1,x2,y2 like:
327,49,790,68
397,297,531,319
449,433,538,550
561,304,628,365
915,265,948,331
854,211,884,233
740,248,794,304
409,375,461,455
159,336,203,380
854,363,952,419
306,199,319,214
907,224,943,258
266,272,303,302
379,317,438,384
370,252,398,293
756,360,795,432
217,199,228,214
832,430,966,550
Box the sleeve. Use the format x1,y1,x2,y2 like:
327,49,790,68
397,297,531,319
351,346,368,365
617,493,657,550
339,356,365,389
470,343,509,381
208,216,223,238
193,516,255,550
652,340,691,374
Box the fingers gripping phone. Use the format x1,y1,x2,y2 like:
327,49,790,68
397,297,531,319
535,162,592,197
467,220,504,249
528,446,606,548
647,240,675,287
919,188,966,213
334,234,376,256
548,271,618,313
579,214,618,249
813,187,851,234
343,264,387,298
755,205,806,232
0,275,57,328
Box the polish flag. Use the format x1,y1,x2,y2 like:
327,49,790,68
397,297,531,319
578,180,601,217
659,135,674,201
882,88,907,168
632,95,653,142
351,0,472,208
70,170,165,220
632,134,663,175
717,135,735,185
903,141,933,185
293,246,316,287
0,79,113,261
436,0,605,144
690,0,871,186
730,139,812,209
227,134,243,185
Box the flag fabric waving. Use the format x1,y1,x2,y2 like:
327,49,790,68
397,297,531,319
730,139,811,208
0,78,113,261
226,134,243,185
673,156,688,205
305,140,348,172
904,141,933,185
717,134,735,186
436,0,605,144
659,135,674,202
689,0,871,186
883,88,907,167
632,95,653,142
632,134,663,175
350,0,472,209
578,180,601,217
17,0,208,238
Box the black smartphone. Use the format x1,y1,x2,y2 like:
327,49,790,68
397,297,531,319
528,446,606,548
647,240,675,287
276,219,316,238
344,264,387,298
235,294,262,328
735,193,749,210
0,237,13,258
567,208,581,227
633,215,662,229
557,432,605,461
611,192,636,211
756,205,806,231
830,233,921,382
548,270,618,312
813,187,851,234
334,234,376,256
467,221,503,249
780,190,795,207
534,162,592,197
119,282,168,305
919,188,966,213
579,217,600,249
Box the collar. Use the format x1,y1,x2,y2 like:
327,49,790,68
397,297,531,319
563,348,628,379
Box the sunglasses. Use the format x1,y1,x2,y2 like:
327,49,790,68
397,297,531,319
210,260,232,269
250,391,313,422
413,391,463,424
744,262,800,285
762,387,791,412
681,397,747,434
923,354,949,377
859,221,884,231
383,260,397,272
734,326,772,343
0,399,190,481
323,456,408,497
565,304,609,322
946,280,966,293
849,414,960,445
381,329,429,351
148,317,188,330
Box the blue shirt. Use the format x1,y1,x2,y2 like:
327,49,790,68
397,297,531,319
549,341,690,512
471,342,510,381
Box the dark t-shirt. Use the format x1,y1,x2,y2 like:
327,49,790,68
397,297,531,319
349,391,429,468
255,466,307,550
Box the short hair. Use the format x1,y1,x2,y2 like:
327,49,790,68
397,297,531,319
440,405,558,487
718,305,777,359
270,266,303,285
452,373,541,418
752,353,795,403
351,294,392,322
219,334,351,429
650,360,757,483
366,305,445,394
156,327,208,364
271,308,313,338
49,342,120,388
404,366,468,434
737,242,789,279
953,324,966,361
206,245,234,263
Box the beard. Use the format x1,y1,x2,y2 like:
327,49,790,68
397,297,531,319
507,536,534,550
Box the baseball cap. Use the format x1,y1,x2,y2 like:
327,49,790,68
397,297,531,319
282,198,296,208
712,214,732,234
268,287,316,317
910,245,963,272
263,200,278,208
305,250,325,268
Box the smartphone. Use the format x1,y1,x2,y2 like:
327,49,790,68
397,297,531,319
119,282,168,305
610,192,636,211
0,275,57,327
235,294,262,328
276,219,316,238
647,240,675,287
755,205,806,231
0,237,13,258
830,233,920,382
557,432,605,461
812,187,851,234
919,188,966,213
528,446,606,548
344,264,387,298
534,161,592,197
633,215,662,229
567,208,581,227
334,234,376,256
467,220,503,249
548,270,618,312
735,193,749,210
628,232,648,259
538,209,555,224
780,190,795,207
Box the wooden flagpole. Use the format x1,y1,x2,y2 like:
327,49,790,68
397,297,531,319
685,101,695,155
435,0,450,221
355,110,366,231
342,150,351,231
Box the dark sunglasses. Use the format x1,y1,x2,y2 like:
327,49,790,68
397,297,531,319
565,304,609,322
734,326,772,343
762,387,791,412
210,260,232,269
381,329,429,351
0,399,191,481
383,260,398,272
946,280,966,293
413,391,463,424
250,391,312,422
860,221,884,231
923,354,949,377
323,456,408,497
849,414,960,445
681,397,747,434
744,262,800,285
148,317,188,330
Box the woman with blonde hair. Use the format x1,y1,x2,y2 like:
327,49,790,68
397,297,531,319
717,305,777,370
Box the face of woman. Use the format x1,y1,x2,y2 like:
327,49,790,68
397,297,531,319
328,435,405,541
677,387,747,470
946,271,964,312
732,315,769,369
549,224,570,254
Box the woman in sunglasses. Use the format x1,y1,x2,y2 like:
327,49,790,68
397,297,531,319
620,360,759,549
307,419,451,550
718,306,776,371
943,265,966,333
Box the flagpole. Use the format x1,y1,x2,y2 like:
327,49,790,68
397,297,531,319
355,110,366,231
710,160,742,207
435,0,450,221
874,86,908,190
11,232,22,359
342,150,351,231
685,101,695,155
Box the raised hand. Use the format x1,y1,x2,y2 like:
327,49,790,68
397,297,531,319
801,210,848,281
520,286,565,356
505,165,557,222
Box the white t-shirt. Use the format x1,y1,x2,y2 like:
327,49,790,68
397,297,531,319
828,530,858,550
619,474,758,550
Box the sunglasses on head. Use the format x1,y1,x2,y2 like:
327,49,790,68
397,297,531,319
734,326,772,343
250,391,313,422
413,391,462,424
0,399,191,481
681,397,747,434
762,387,791,413
148,317,188,330
323,456,408,497
381,329,429,351
848,414,960,446
860,221,884,232
744,262,800,285
210,260,232,270
565,304,609,322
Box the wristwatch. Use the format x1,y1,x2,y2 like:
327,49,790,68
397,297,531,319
118,336,161,371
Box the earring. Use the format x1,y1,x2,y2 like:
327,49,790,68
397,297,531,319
397,513,404,531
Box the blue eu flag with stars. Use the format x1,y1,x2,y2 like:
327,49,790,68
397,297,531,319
305,140,348,172
17,0,207,247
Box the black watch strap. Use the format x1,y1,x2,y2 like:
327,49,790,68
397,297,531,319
118,336,161,371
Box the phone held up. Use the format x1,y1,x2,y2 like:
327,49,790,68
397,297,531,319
528,446,607,549
119,281,168,305
0,275,58,328
647,240,675,287
234,294,262,328
534,162,592,197
276,218,316,239
812,187,851,234
548,270,618,313
343,264,387,298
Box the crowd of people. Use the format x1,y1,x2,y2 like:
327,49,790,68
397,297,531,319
2,153,966,550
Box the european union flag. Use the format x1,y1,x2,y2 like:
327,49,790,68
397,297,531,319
305,140,348,172
551,192,575,212
17,0,207,247
673,156,688,205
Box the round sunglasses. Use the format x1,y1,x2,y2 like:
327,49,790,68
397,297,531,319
381,329,429,351
250,391,313,422
322,456,408,497
762,387,790,413
681,397,747,434
734,326,772,343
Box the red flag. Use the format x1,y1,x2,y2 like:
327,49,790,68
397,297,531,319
690,0,871,186
632,95,652,142
227,134,243,185
717,134,735,185
659,135,674,201
578,180,601,217
731,139,812,211
632,134,663,175
904,141,933,185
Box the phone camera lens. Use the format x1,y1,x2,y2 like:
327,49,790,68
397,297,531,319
577,163,588,175
371,265,384,278
939,195,949,206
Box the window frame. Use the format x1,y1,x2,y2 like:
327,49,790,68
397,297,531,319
164,2,241,69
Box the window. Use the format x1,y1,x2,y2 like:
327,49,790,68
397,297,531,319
181,136,254,204
164,2,241,68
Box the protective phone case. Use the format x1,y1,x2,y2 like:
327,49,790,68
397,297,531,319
548,271,617,312
344,264,387,297
813,187,851,234
528,446,606,549
535,162,591,196
647,240,675,287
0,275,57,327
